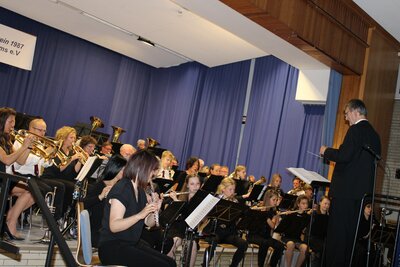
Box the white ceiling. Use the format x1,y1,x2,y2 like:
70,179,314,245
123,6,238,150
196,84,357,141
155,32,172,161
1,0,398,69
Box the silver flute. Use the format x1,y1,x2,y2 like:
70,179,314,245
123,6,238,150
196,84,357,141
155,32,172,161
163,192,190,198
148,183,160,227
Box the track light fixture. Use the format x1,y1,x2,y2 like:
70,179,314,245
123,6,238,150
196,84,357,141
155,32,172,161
137,36,155,47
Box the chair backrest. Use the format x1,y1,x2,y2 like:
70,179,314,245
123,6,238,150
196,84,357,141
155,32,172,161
80,209,93,265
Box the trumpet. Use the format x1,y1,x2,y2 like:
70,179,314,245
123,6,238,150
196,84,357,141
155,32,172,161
163,192,190,198
71,142,89,165
11,129,68,167
40,186,57,243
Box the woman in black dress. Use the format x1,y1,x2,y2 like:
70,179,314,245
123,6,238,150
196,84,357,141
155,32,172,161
98,149,176,267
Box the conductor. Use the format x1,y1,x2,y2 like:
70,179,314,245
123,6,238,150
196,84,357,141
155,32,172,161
320,99,381,266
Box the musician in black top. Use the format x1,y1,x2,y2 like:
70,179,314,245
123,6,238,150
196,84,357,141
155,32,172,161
83,154,126,248
247,189,285,267
98,150,175,267
274,195,310,267
320,99,381,266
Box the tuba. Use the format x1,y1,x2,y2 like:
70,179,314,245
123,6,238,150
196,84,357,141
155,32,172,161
89,116,104,133
10,130,68,167
111,126,125,143
147,137,160,148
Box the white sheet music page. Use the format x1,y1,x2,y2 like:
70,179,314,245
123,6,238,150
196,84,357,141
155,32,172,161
75,156,97,181
185,194,220,229
287,167,330,184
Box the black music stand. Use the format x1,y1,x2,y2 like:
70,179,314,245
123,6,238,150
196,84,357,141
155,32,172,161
278,193,297,210
235,179,250,196
159,201,187,253
201,175,224,193
236,209,269,233
153,178,175,194
246,184,265,203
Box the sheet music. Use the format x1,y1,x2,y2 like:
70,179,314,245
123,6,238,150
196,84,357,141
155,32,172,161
287,167,330,185
75,156,97,182
185,194,220,229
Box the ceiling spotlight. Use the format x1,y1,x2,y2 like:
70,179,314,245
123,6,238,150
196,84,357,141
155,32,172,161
137,36,155,47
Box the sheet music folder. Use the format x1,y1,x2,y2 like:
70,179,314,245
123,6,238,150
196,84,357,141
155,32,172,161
247,184,264,202
287,167,330,187
184,190,220,229
236,209,269,232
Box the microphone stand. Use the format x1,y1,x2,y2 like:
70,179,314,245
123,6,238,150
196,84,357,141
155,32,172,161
367,154,379,266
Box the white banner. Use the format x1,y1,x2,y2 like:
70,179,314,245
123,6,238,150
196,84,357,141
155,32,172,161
0,24,37,71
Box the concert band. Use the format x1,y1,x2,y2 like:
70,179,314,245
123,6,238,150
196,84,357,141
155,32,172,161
0,105,382,267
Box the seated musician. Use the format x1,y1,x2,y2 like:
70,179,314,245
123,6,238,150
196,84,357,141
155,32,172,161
10,118,66,231
0,107,34,240
287,177,305,196
98,150,176,267
247,189,285,267
307,196,330,266
352,200,377,266
219,165,229,177
157,150,175,180
119,143,136,160
41,126,85,224
165,174,201,267
99,141,113,157
274,195,310,267
173,157,199,192
82,154,126,248
266,173,285,196
137,139,146,150
202,177,248,267
228,165,251,202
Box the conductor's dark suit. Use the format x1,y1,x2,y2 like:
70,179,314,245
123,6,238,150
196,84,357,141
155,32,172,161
323,120,381,267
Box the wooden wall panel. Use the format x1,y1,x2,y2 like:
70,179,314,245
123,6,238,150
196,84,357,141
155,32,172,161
222,0,371,74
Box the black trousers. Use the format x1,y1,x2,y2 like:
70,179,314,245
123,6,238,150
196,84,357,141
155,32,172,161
203,230,248,267
99,239,176,267
247,234,285,267
325,198,361,267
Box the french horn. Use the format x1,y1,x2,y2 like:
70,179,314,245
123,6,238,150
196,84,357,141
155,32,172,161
111,126,125,143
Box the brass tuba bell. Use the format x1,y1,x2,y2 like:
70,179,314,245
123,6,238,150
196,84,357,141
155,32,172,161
147,137,160,148
90,116,104,133
111,126,126,143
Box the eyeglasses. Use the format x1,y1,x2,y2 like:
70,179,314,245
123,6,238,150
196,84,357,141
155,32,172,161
32,127,46,134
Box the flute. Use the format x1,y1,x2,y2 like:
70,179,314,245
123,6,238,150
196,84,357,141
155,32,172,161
148,183,160,227
278,208,311,215
163,192,190,198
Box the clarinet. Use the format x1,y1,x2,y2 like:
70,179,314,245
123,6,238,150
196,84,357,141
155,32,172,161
148,183,160,227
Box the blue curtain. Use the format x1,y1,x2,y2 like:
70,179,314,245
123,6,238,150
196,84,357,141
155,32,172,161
185,61,250,168
0,8,121,135
238,56,325,191
1,8,326,179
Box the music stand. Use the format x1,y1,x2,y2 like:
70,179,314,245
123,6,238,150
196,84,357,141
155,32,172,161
148,147,166,158
159,201,187,253
201,175,224,193
246,184,265,202
153,178,175,194
278,193,297,210
235,179,250,196
236,209,269,233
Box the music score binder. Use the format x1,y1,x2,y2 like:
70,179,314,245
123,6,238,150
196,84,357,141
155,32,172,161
236,209,269,233
287,167,330,187
159,201,187,227
235,179,250,196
